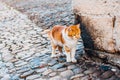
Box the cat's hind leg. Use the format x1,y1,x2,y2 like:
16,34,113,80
51,43,57,58
58,46,65,57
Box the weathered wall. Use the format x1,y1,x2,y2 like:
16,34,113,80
72,0,120,53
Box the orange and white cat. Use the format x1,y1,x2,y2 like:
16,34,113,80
47,24,81,62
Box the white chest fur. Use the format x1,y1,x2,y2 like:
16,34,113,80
62,29,78,48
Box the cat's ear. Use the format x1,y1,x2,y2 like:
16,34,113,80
76,24,80,28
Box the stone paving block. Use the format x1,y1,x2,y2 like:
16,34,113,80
15,62,27,67
67,65,77,70
80,75,90,80
42,69,53,76
26,74,41,80
14,60,25,65
34,78,47,80
57,57,66,63
72,67,83,74
70,73,84,80
50,63,65,71
20,70,34,78
49,76,62,80
29,57,41,69
84,69,95,74
60,70,74,79
48,60,57,66
25,57,34,61
5,62,14,69
92,70,102,77
17,67,30,73
15,65,30,71
57,67,67,72
35,67,47,73
49,72,57,77
10,59,18,63
107,75,118,80
1,74,10,80
100,70,115,79
9,68,16,73
10,74,20,80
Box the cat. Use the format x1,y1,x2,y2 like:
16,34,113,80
46,24,81,62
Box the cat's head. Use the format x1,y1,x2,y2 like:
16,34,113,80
65,24,81,40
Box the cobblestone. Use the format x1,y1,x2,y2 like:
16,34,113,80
49,72,57,77
0,0,120,80
20,70,34,78
35,67,47,73
42,69,53,76
49,76,62,80
70,73,84,80
57,67,67,72
60,70,74,79
67,65,77,70
48,60,57,66
101,70,115,79
26,74,41,80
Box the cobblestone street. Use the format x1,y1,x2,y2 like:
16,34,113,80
0,0,120,80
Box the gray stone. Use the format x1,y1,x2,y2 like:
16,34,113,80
107,75,118,80
1,74,10,80
35,67,47,73
60,70,74,79
34,78,47,80
67,65,77,70
17,67,30,73
39,62,48,68
70,74,84,80
49,72,57,77
14,60,24,65
57,67,67,72
101,71,115,79
10,74,20,80
2,52,14,62
80,75,90,80
50,63,65,70
26,74,41,80
9,68,16,73
49,76,62,80
84,69,94,74
29,57,41,69
72,78,81,80
42,69,53,76
0,53,2,61
10,59,18,63
20,70,34,78
72,68,83,74
16,65,30,71
25,57,33,61
48,60,57,66
58,58,66,62
15,62,27,67
92,70,102,77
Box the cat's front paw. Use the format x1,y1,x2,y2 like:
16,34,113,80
51,54,57,58
72,58,77,63
66,58,71,62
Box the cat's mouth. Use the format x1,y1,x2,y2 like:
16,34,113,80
73,36,80,40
